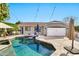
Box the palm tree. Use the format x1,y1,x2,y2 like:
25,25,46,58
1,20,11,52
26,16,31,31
0,3,9,22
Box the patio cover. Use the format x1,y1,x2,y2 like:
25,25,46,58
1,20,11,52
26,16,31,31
0,22,13,28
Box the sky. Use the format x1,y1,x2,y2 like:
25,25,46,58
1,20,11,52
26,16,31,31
6,3,79,25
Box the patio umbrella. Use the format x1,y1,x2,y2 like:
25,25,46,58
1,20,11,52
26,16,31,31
35,24,40,32
0,22,13,28
34,24,40,36
0,22,13,36
64,18,79,54
68,18,75,49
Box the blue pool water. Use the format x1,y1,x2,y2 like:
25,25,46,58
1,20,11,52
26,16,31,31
11,37,56,56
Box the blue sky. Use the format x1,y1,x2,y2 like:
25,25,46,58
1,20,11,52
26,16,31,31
6,3,79,25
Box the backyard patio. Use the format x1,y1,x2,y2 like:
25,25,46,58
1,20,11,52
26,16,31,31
0,34,79,56
0,3,79,56
36,35,79,56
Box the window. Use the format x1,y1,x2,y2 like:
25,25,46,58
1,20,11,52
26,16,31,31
25,26,31,31
40,26,44,31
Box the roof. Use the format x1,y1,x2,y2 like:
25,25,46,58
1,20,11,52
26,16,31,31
18,21,68,28
47,21,67,28
18,22,47,27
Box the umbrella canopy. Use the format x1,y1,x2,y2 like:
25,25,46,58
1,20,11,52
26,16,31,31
64,18,79,53
68,18,75,40
35,24,40,32
0,22,13,28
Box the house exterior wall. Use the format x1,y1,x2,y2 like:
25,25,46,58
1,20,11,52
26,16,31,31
18,21,68,36
19,25,46,35
23,26,34,35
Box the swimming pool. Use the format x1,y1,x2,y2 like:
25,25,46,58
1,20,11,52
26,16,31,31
11,36,56,56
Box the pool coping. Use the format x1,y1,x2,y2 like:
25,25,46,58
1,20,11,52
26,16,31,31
0,44,11,51
36,36,79,56
0,35,25,51
0,35,79,56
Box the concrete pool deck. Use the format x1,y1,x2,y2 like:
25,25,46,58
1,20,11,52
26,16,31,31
0,35,79,56
36,36,79,56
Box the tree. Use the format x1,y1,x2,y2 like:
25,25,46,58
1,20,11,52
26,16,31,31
63,16,77,25
75,26,79,32
0,3,9,22
15,21,21,24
